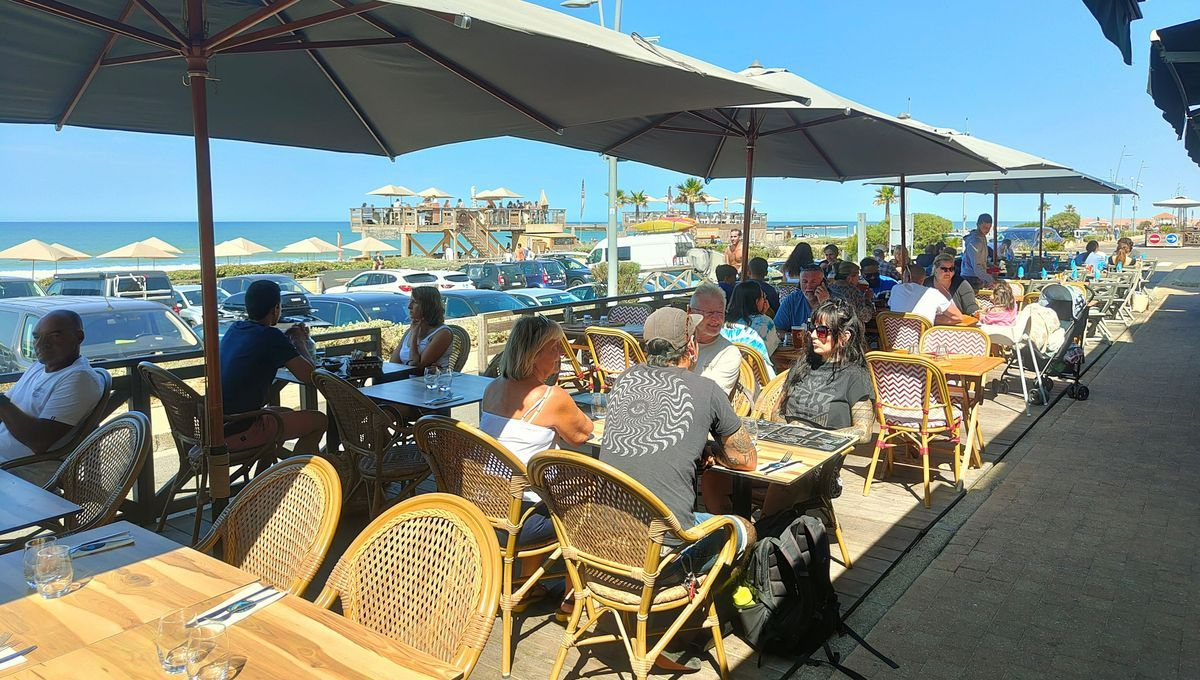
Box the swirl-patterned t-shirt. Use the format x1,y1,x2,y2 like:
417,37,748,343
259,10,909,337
599,364,741,534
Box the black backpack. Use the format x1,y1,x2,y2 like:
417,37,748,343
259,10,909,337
732,510,897,679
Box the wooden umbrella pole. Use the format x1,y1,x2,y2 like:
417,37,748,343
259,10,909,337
1038,191,1045,262
740,135,755,281
992,182,999,266
899,175,907,263
186,0,229,506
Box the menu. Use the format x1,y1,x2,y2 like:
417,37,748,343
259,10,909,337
748,420,855,453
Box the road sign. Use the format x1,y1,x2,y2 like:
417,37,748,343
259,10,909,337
1165,233,1179,246
1148,233,1162,245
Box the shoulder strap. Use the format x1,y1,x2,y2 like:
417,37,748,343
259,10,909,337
521,385,554,422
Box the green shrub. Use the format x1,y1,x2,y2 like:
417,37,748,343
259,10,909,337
590,262,642,294
165,256,448,284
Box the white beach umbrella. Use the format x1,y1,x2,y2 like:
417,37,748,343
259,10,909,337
418,188,454,200
213,238,271,257
730,197,760,205
139,236,184,254
367,184,416,198
538,189,549,207
0,239,74,276
476,187,523,201
49,243,91,259
342,236,399,253
279,236,340,255
98,241,177,267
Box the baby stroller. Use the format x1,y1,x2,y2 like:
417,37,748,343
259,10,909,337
1032,284,1090,401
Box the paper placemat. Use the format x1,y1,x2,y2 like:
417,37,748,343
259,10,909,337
0,645,31,671
188,583,284,628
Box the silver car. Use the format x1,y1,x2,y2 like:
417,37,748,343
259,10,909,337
172,285,230,327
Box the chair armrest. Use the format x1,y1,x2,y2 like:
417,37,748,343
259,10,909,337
674,513,737,546
0,452,65,472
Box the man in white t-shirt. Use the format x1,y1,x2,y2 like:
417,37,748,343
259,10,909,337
887,263,963,325
0,310,105,472
687,283,742,395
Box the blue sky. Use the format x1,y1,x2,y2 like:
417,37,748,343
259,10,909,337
2,0,1198,226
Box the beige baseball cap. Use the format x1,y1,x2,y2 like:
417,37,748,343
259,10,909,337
643,307,704,351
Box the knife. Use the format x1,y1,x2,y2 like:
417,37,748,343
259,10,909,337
68,531,131,554
190,586,274,627
424,394,456,405
0,646,36,665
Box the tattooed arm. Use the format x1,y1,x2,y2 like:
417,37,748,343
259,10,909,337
714,426,757,471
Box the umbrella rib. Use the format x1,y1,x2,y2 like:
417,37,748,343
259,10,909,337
655,125,737,137
712,108,749,136
682,109,743,135
602,112,682,154
56,0,137,131
10,0,179,50
206,0,306,51
799,128,845,180
222,36,411,54
704,135,728,181
130,0,187,46
759,110,857,137
211,2,386,53
101,49,179,67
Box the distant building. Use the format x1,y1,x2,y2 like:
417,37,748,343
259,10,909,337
1151,211,1176,226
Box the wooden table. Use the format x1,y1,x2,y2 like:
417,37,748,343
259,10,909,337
0,470,80,535
929,355,1005,489
1,523,461,680
359,373,493,410
275,361,416,410
771,346,804,372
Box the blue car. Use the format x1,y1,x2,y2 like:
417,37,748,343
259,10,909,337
308,292,412,326
545,254,596,287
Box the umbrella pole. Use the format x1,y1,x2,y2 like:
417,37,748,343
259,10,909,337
186,33,229,508
993,182,999,267
899,175,907,269
1038,192,1045,265
740,136,756,281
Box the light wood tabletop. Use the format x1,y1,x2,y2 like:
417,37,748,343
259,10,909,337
1,522,462,680
0,470,80,535
929,354,1006,378
359,373,493,410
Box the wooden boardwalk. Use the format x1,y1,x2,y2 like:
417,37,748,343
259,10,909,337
161,345,1104,679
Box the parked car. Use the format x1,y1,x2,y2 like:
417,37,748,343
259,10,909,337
514,259,568,289
220,290,329,327
566,283,605,301
506,287,582,308
308,292,412,327
441,290,528,319
325,269,456,294
0,297,201,372
171,285,231,327
216,273,308,296
999,227,1064,251
461,262,528,291
544,254,595,287
46,270,174,304
586,232,695,269
0,277,45,299
425,270,475,290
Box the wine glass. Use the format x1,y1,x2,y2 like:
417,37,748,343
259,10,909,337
156,609,191,674
23,536,55,589
186,623,230,680
34,545,72,599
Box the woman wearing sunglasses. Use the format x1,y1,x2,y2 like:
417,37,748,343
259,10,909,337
925,253,980,317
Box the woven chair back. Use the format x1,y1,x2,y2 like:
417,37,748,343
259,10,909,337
920,326,991,357
875,312,931,352
55,412,150,531
752,369,790,421
608,304,653,325
776,284,798,299
730,360,756,417
312,369,394,459
447,325,471,372
733,342,770,388
48,368,112,459
866,352,954,432
414,416,527,524
528,450,680,581
138,362,204,448
319,493,500,677
584,327,645,378
203,455,342,595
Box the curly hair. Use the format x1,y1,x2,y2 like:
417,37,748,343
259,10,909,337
782,298,866,399
990,282,1016,310
783,242,815,278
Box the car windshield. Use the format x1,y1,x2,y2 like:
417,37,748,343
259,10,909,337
362,300,411,323
273,279,306,293
499,264,524,276
80,308,200,360
182,289,229,305
560,257,586,269
442,273,471,283
462,294,526,313
536,292,578,305
0,281,43,298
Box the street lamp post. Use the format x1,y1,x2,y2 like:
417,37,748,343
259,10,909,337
563,0,622,299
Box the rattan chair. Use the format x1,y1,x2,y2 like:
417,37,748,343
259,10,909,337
556,334,593,392
528,450,740,680
315,493,501,680
139,362,288,544
447,324,472,372
583,326,646,391
733,342,771,389
311,369,429,517
194,455,342,596
414,416,560,678
730,359,756,417
920,326,991,454
776,283,798,300
1,412,150,553
607,304,653,325
0,368,112,483
750,369,789,421
864,352,963,508
875,312,931,352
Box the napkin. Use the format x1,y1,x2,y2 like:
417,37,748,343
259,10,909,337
69,536,135,558
188,583,284,627
0,646,31,670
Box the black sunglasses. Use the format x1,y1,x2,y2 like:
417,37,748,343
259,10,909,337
811,325,832,340
937,266,955,273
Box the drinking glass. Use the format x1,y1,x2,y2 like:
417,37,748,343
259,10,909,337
156,609,191,674
23,536,55,589
590,393,607,420
437,368,454,395
423,366,440,392
186,623,230,680
34,545,72,599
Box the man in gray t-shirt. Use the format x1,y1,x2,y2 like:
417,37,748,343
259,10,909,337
601,307,757,557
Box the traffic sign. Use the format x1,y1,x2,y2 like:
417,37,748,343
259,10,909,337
1165,233,1179,245
1148,233,1162,245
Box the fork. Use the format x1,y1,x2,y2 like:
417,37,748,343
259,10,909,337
761,450,793,473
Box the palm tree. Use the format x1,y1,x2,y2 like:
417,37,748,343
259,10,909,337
629,190,649,219
1040,199,1052,214
873,186,897,222
675,178,705,218
1064,203,1077,215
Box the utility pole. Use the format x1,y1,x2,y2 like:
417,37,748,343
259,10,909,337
1111,146,1129,235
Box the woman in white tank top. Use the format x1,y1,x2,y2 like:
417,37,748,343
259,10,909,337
389,287,453,370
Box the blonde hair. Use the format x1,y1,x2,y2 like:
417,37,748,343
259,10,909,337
499,315,563,380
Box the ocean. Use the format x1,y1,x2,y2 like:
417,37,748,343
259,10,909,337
0,219,1030,278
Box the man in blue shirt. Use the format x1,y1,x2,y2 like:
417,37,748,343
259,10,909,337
220,280,326,455
748,257,780,312
715,264,738,300
961,213,995,288
773,265,828,337
860,257,898,294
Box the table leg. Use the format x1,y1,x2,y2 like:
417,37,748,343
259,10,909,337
957,390,982,492
299,383,318,411
732,476,753,517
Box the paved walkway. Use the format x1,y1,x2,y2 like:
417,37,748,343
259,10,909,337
842,273,1200,680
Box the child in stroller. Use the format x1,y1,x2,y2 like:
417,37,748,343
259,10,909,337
1034,284,1090,401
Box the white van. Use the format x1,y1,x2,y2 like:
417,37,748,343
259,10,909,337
586,232,695,269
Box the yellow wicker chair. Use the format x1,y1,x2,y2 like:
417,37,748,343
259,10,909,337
730,359,756,417
864,352,963,507
315,493,501,680
875,311,931,352
557,333,593,392
732,342,771,389
311,369,430,517
0,368,112,484
750,369,790,421
584,326,646,391
194,455,342,596
920,326,991,457
447,325,472,372
414,416,560,678
528,450,741,680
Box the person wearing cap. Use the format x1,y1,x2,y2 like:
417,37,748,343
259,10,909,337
687,283,744,395
220,280,326,456
961,213,995,288
599,306,757,593
826,261,875,324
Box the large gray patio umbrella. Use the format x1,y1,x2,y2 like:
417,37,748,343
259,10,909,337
868,169,1135,259
0,0,793,503
1149,19,1200,168
1082,0,1145,65
515,62,1007,277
